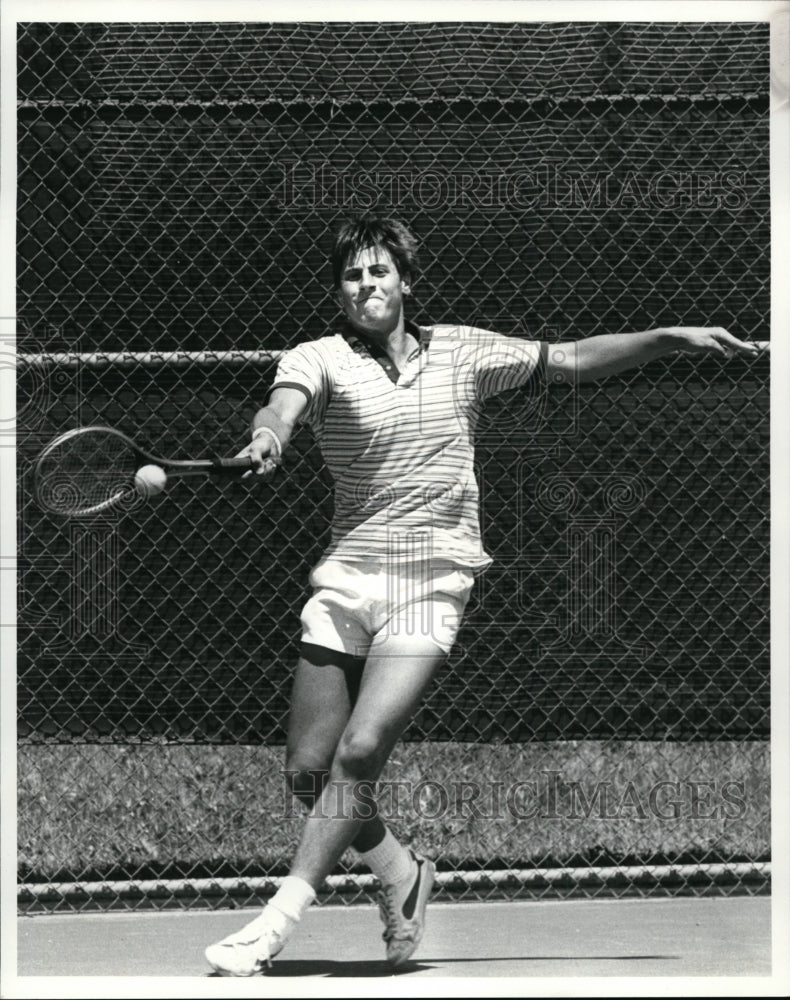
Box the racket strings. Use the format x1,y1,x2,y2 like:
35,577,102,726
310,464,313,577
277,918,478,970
35,431,138,516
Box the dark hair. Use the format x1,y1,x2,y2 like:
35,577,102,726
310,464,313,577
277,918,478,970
331,214,418,289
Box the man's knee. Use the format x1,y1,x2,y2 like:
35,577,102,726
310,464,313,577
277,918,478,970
334,730,387,781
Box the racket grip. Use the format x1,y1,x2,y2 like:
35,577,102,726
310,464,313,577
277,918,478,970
211,456,255,474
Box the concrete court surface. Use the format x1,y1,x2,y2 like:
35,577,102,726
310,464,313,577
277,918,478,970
14,895,772,982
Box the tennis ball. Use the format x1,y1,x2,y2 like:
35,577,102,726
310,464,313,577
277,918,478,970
134,464,167,498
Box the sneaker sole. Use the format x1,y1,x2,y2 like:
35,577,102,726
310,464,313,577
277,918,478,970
204,939,282,976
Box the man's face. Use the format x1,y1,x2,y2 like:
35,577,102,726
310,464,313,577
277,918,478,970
337,245,409,335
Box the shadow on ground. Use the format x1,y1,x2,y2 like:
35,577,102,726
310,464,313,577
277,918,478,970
207,954,678,977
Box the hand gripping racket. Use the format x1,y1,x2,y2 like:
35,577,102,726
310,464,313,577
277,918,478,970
33,425,258,517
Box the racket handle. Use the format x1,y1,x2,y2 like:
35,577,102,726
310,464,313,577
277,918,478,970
210,456,255,474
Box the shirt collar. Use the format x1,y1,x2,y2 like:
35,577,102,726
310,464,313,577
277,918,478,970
342,319,432,363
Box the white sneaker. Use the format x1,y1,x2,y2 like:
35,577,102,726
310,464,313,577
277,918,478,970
377,850,435,967
204,907,293,976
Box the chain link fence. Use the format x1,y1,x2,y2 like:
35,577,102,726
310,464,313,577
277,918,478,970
16,21,770,911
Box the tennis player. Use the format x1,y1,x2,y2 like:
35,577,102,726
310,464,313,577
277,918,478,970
205,214,759,976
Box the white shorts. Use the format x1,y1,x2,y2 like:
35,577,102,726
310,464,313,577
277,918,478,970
300,557,475,658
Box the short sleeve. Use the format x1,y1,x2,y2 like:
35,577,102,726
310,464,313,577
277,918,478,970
267,341,333,430
464,327,548,401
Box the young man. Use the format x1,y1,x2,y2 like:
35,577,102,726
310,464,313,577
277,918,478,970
205,214,759,976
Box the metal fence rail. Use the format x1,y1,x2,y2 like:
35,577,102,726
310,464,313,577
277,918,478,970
16,20,770,910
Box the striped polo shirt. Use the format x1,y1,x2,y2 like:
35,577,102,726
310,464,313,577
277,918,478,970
269,320,546,571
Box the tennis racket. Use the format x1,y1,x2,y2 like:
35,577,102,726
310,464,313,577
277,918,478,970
33,425,257,517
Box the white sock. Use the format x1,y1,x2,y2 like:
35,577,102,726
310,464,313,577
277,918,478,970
268,875,316,924
360,828,414,886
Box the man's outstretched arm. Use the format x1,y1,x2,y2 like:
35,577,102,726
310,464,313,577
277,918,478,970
236,385,308,477
546,327,763,384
